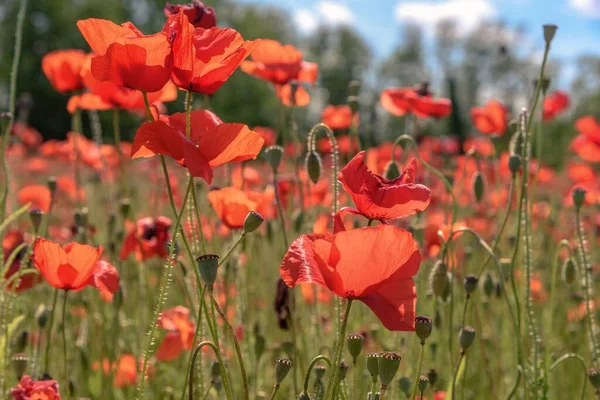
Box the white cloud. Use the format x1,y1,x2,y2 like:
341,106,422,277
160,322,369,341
569,0,600,17
294,9,319,34
394,0,497,34
293,1,356,34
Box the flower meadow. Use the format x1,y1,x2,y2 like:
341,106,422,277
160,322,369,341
1,1,600,399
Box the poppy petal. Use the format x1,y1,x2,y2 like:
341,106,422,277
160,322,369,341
361,279,416,331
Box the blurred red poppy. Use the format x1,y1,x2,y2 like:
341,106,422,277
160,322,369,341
543,90,569,120
207,186,274,229
280,224,421,330
131,110,264,183
32,239,104,291
77,19,173,92
3,230,41,293
156,306,195,361
17,184,52,213
470,99,507,136
11,375,60,400
164,10,260,94
570,116,600,163
381,86,451,119
164,0,216,29
253,126,277,147
86,261,120,302
321,105,357,130
42,49,87,94
120,216,172,261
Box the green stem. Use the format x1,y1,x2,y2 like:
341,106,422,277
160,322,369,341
43,288,59,373
268,384,280,400
451,352,465,400
189,341,233,400
181,284,208,400
302,355,332,393
324,300,353,400
61,290,70,399
410,342,426,400
112,109,128,197
273,171,289,248
549,353,587,400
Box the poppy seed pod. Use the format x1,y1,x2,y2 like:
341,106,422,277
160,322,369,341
562,258,576,284
543,24,558,44
347,333,365,361
265,145,284,172
314,364,327,380
384,161,401,180
459,326,476,352
589,368,600,390
196,254,219,289
36,305,49,328
378,352,401,386
508,155,521,176
398,376,412,396
366,353,380,377
243,211,264,234
414,316,433,343
418,375,429,393
275,358,293,384
427,369,438,387
337,361,349,381
473,172,484,203
464,275,479,295
429,260,449,298
305,151,322,184
29,209,43,231
11,353,28,378
573,188,586,209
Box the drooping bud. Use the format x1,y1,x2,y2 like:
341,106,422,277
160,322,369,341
543,24,558,44
210,361,221,382
305,151,322,184
119,198,131,220
337,361,349,382
14,331,28,353
418,375,429,394
562,258,576,284
397,376,412,396
346,333,365,361
11,353,28,378
473,172,484,203
36,305,49,328
196,254,219,290
314,364,327,380
508,155,521,176
384,161,401,180
414,316,433,343
378,352,401,387
427,369,438,387
429,260,449,298
275,358,293,384
459,326,476,352
254,334,265,363
366,353,380,378
243,211,263,234
573,188,586,209
482,272,495,298
464,275,478,296
29,209,43,232
265,145,284,172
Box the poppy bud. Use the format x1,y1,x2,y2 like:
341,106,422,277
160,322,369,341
366,353,380,377
429,260,449,298
589,368,600,390
36,305,49,328
464,275,478,295
265,145,284,172
29,208,43,231
297,392,312,400
210,361,221,381
305,151,322,184
398,376,412,396
347,333,365,361
434,308,443,329
384,161,401,180
414,316,433,343
349,80,361,97
508,155,521,176
196,254,219,290
293,210,304,232
543,24,558,44
427,368,438,387
119,198,131,219
573,188,586,209
337,361,349,381
314,364,327,380
459,326,476,352
243,211,264,234
275,358,293,384
348,95,359,114
418,375,429,393
254,334,265,362
378,352,401,387
14,331,28,353
482,272,495,298
562,258,576,284
11,353,28,378
473,172,484,203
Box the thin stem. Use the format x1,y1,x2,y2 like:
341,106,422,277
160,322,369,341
410,342,425,400
61,290,70,399
189,341,233,400
302,355,332,393
181,284,208,400
185,91,193,138
273,171,289,248
112,109,128,196
549,353,587,400
43,289,59,373
324,300,353,400
268,384,280,400
220,232,246,266
451,352,465,400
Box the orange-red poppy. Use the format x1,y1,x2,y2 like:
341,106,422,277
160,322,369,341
131,109,264,183
207,186,275,229
543,90,569,120
11,122,43,149
77,19,173,93
321,105,356,130
11,375,60,400
253,126,277,147
42,49,87,94
570,116,600,163
156,306,195,361
164,10,260,94
381,86,452,119
470,99,507,136
17,184,52,213
86,260,120,301
241,39,318,106
338,151,431,223
31,239,104,291
280,224,421,330
120,216,172,261
164,1,216,29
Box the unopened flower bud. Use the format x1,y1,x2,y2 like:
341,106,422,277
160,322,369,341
29,209,43,231
429,260,449,298
482,272,495,297
14,331,28,353
210,361,221,381
508,155,521,176
254,334,265,362
427,369,438,387
384,161,400,180
119,198,131,219
275,358,293,384
36,305,49,328
459,326,476,352
418,375,429,393
347,333,365,361
348,95,359,114
473,172,484,203
314,364,327,380
398,376,412,396
196,254,219,289
337,361,349,382
414,316,432,343
265,145,284,172
543,24,558,44
464,275,478,295
378,352,401,386
562,258,576,284
589,368,600,390
293,210,304,232
366,353,380,377
243,211,263,234
573,188,586,209
11,353,28,378
305,151,322,184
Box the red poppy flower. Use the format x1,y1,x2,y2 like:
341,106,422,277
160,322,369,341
120,216,172,261
321,105,357,130
164,0,216,29
337,151,431,223
11,122,43,149
77,19,173,93
163,10,260,94
470,99,507,136
570,116,600,163
381,87,451,119
543,90,570,120
156,306,195,361
241,39,318,106
86,261,120,301
280,224,421,330
253,126,277,147
42,49,87,94
131,110,264,183
113,354,139,387
17,184,52,213
207,186,274,229
31,239,104,291
3,230,41,293
11,375,60,400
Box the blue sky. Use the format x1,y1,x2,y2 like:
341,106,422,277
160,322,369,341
237,0,600,84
